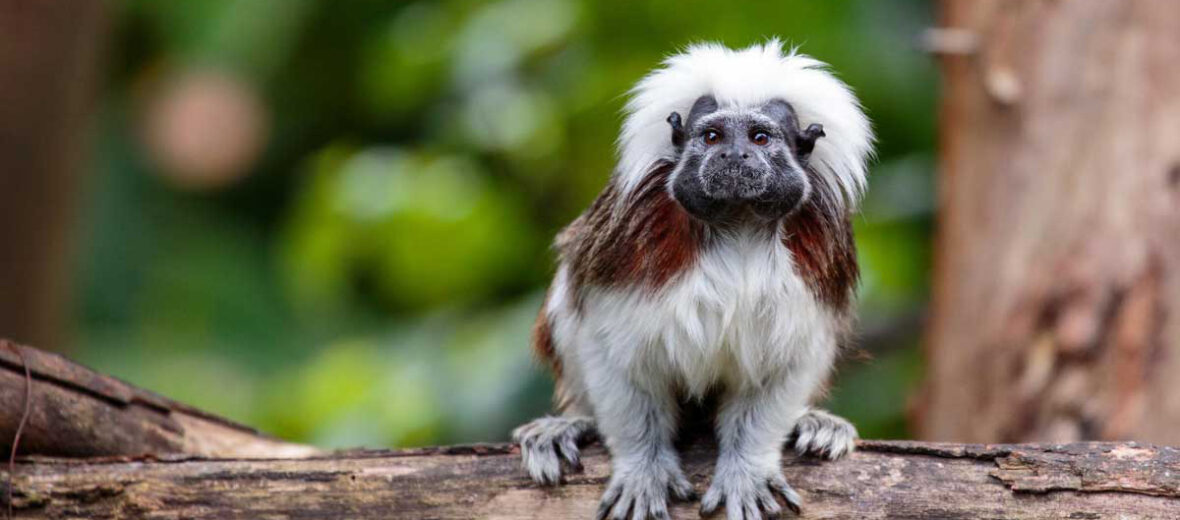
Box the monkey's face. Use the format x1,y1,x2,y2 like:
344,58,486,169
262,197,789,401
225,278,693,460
667,96,824,224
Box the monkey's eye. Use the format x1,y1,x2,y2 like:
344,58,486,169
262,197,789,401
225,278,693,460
703,130,722,145
750,131,770,146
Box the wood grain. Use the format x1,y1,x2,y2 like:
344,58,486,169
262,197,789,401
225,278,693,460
3,441,1179,518
922,0,1180,443
0,340,317,459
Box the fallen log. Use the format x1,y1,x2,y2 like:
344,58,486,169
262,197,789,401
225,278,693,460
4,440,1180,518
0,340,317,459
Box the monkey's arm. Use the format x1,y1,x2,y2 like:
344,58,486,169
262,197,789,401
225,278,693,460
579,348,695,520
701,374,815,517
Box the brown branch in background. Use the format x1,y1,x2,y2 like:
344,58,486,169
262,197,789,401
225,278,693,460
0,0,105,350
0,340,317,461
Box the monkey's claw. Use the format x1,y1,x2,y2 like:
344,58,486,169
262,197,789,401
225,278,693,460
595,462,694,520
790,408,857,460
700,464,802,519
512,416,595,485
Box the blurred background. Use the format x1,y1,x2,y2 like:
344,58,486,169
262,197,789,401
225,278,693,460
2,0,936,449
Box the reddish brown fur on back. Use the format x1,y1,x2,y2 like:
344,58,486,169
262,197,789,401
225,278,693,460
531,304,559,377
559,162,703,299
781,176,860,313
533,162,700,382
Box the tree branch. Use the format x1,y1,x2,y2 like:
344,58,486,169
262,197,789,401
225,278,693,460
3,440,1179,518
0,340,317,459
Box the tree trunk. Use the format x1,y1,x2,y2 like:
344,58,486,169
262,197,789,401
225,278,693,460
919,0,1180,443
0,0,106,349
3,441,1179,519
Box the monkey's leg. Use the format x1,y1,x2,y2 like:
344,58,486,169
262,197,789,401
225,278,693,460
512,415,596,485
584,368,694,520
789,407,857,460
702,378,810,519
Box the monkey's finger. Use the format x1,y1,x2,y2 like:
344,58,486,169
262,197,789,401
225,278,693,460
699,487,724,517
792,427,815,456
524,443,561,486
668,473,697,502
723,493,745,520
768,476,802,515
595,500,613,520
785,499,801,516
810,427,836,457
739,499,763,520
610,494,634,520
557,435,582,472
649,504,671,520
827,435,853,460
596,482,624,520
756,485,782,518
628,494,649,520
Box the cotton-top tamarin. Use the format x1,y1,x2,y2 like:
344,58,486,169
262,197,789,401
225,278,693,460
513,41,873,520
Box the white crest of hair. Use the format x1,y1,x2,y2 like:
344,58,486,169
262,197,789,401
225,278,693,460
617,39,873,210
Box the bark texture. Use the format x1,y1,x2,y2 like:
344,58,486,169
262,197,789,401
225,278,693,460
920,0,1180,442
0,0,105,349
3,441,1179,519
0,340,317,459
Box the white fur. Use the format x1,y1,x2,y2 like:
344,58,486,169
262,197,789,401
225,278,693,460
618,40,873,210
551,228,838,405
549,226,841,432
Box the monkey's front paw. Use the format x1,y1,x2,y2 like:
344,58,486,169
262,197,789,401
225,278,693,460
512,416,595,485
596,458,695,520
700,461,801,520
790,408,857,460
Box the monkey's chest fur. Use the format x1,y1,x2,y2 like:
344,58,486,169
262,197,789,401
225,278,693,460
537,163,857,414
554,227,842,400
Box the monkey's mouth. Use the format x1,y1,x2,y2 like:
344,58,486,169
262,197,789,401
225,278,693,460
672,163,808,225
701,166,769,200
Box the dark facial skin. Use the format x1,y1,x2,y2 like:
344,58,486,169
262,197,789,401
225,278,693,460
667,96,825,224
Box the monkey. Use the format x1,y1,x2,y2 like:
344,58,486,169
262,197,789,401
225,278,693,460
513,41,873,520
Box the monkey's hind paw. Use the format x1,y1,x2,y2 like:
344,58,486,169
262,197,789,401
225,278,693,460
700,462,802,519
790,408,858,460
512,415,596,485
596,459,694,520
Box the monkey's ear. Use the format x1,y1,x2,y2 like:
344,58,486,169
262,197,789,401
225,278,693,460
667,112,686,150
796,123,825,159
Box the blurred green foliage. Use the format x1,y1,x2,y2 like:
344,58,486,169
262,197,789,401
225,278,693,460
74,0,936,448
